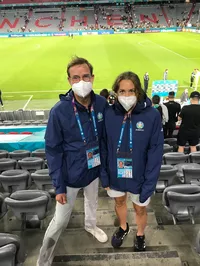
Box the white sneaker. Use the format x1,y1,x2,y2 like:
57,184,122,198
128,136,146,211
85,226,108,243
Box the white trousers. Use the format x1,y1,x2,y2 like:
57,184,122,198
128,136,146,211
37,178,99,266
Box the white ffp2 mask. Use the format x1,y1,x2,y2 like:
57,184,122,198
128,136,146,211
118,96,137,111
72,80,92,98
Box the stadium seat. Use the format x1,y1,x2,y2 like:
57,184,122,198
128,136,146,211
163,152,189,165
31,169,55,196
5,190,52,230
183,166,200,185
0,150,8,159
163,144,173,154
174,163,200,183
196,144,200,151
0,193,7,219
9,150,31,161
8,132,19,135
18,157,44,172
189,152,200,164
164,138,177,151
0,158,16,173
163,184,200,224
2,121,13,126
32,149,46,159
0,170,30,195
156,165,177,192
13,121,22,126
0,233,26,265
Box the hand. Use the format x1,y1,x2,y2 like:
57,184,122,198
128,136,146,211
105,187,110,191
56,193,67,205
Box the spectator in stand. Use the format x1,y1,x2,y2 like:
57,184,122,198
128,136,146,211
152,95,163,119
152,95,169,128
143,72,149,94
164,91,181,138
37,57,108,266
100,88,109,99
163,69,168,81
177,91,200,153
194,69,200,91
180,88,189,105
0,90,3,108
100,71,163,252
190,70,196,88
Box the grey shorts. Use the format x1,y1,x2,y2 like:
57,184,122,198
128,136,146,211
107,189,150,207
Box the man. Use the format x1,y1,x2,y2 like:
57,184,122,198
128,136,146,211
180,88,189,106
0,90,3,108
100,88,109,99
190,70,195,88
37,57,108,266
163,69,168,81
164,91,181,138
178,91,200,153
143,72,149,94
194,69,200,91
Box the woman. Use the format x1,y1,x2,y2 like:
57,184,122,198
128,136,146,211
152,95,163,119
100,71,163,251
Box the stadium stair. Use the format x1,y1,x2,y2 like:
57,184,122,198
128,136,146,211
60,7,66,30
160,5,170,27
1,185,193,266
186,2,196,24
1,164,200,265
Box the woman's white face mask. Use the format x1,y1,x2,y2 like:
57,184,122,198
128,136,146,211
72,80,92,98
118,96,137,111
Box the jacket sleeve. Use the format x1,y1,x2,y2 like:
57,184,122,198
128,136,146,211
45,108,66,195
99,113,110,188
162,105,169,123
140,113,164,203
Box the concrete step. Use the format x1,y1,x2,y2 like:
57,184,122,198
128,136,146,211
21,225,200,266
52,251,182,266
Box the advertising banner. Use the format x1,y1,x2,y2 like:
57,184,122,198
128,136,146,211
152,80,178,97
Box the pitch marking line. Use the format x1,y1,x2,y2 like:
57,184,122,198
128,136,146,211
3,86,200,95
4,90,67,94
23,95,33,111
144,40,188,59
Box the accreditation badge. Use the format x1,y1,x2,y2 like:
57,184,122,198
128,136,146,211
117,152,133,179
86,142,101,169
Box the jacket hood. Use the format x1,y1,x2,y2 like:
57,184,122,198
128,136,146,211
115,95,152,115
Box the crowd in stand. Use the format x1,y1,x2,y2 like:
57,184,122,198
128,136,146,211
1,3,199,32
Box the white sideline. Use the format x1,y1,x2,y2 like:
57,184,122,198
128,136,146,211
23,95,33,110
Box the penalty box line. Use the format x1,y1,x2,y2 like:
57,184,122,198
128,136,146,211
23,95,33,110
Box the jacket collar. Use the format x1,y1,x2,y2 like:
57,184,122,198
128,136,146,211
114,95,151,115
60,89,96,112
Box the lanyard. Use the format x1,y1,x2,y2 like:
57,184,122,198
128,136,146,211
117,113,132,153
72,98,98,144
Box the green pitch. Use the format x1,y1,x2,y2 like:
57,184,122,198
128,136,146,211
0,32,200,110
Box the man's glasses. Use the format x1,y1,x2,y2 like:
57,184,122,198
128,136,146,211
71,74,92,83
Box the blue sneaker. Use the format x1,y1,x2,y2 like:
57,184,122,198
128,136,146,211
111,223,129,248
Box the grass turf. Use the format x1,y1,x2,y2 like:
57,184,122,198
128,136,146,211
0,32,200,110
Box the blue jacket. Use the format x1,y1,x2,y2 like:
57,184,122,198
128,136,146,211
45,90,107,194
100,97,164,203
